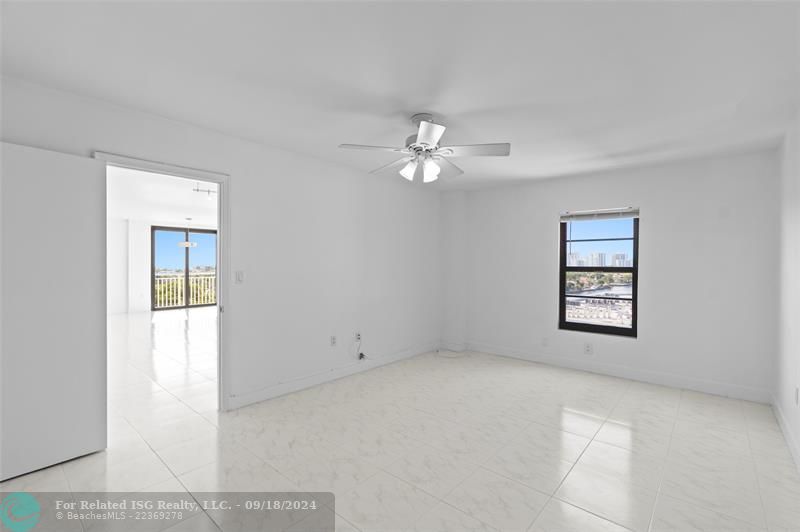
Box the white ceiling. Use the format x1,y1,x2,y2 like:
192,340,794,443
2,2,799,189
107,166,218,227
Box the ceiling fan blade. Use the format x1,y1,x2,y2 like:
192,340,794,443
432,156,464,179
416,121,446,146
368,157,412,175
440,143,511,157
339,144,406,152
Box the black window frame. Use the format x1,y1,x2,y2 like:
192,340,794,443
151,225,218,311
558,217,638,337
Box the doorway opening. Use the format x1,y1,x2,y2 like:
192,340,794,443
105,159,225,421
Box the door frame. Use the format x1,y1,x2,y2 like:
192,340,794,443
150,225,218,311
96,151,231,411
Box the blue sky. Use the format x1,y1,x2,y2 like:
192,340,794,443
154,230,216,270
566,218,634,256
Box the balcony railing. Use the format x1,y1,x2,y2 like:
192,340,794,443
154,273,216,309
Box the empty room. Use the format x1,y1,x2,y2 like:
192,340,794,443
1,2,799,532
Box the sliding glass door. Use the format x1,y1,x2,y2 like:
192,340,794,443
187,231,217,306
151,226,217,310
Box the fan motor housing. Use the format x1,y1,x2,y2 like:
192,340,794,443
406,112,442,153
405,135,438,154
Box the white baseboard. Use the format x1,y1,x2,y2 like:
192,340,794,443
466,340,772,403
224,337,774,414
772,394,800,473
226,341,439,410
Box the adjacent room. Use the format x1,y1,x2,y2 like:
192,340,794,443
1,2,799,532
107,165,220,419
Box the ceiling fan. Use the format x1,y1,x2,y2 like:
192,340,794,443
339,113,511,183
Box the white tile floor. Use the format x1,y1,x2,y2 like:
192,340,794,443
2,308,800,531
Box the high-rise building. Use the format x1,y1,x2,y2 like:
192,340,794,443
589,252,607,267
612,253,627,267
568,253,589,266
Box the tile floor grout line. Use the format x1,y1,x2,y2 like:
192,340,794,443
58,465,89,532
362,395,539,529
110,353,219,432
120,416,225,532
108,313,218,415
389,456,505,531
643,387,683,532
80,326,800,532
356,371,546,530
742,400,773,531
529,379,634,532
647,394,772,530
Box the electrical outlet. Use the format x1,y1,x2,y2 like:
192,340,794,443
330,336,337,347
355,332,361,342
583,343,594,356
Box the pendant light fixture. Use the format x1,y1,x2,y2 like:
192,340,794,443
177,218,197,248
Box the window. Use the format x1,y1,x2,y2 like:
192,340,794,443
559,209,639,337
151,226,217,310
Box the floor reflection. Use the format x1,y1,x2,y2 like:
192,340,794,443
108,307,218,414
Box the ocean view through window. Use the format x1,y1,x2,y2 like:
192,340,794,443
559,209,639,337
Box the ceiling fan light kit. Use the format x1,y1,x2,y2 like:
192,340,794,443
339,113,511,184
399,159,418,181
422,157,440,183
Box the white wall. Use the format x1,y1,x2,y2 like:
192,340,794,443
107,218,129,314
1,77,442,410
776,110,800,466
128,220,150,313
442,149,781,402
3,76,788,420
440,191,468,351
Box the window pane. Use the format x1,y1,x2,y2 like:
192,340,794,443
566,240,633,267
188,232,217,306
565,297,633,328
565,272,633,298
566,218,633,240
188,232,216,273
153,229,186,309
